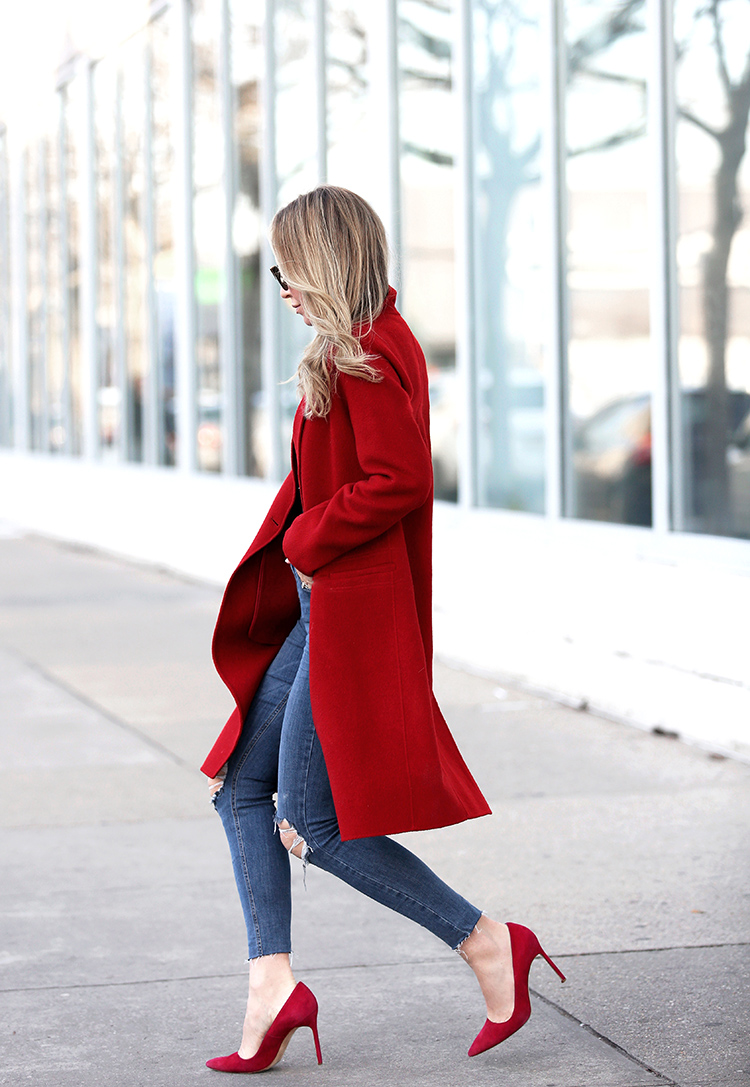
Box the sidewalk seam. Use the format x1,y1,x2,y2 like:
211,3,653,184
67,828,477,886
531,987,683,1087
5,646,197,771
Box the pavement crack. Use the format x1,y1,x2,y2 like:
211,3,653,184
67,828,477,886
551,940,750,957
0,970,249,995
6,647,196,771
530,987,683,1087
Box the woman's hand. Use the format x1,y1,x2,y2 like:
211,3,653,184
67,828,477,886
209,763,228,798
295,569,314,590
285,556,313,589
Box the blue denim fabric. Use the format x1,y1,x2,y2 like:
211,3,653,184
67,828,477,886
213,567,482,959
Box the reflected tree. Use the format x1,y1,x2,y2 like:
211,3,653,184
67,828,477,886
676,0,750,532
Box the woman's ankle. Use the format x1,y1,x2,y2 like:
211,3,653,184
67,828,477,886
247,953,296,999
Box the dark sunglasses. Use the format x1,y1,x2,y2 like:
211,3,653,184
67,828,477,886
270,265,289,292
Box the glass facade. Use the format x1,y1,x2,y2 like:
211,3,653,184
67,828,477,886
0,0,749,547
46,111,65,454
94,57,120,457
192,0,225,472
62,79,83,457
565,0,652,526
230,0,265,476
472,0,546,513
399,0,457,501
25,144,46,451
674,0,750,539
0,128,10,448
150,11,177,467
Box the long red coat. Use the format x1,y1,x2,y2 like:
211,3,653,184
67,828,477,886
202,288,491,840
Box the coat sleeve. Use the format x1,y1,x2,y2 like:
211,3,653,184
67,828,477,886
282,361,432,573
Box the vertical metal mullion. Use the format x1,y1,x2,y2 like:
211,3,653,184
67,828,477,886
543,0,569,520
38,142,50,451
260,0,282,481
650,0,681,533
454,0,477,509
649,0,675,534
10,137,29,451
143,35,159,465
313,0,328,184
220,0,240,476
79,58,99,461
174,0,197,473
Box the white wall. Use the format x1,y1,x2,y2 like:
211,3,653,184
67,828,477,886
2,449,749,758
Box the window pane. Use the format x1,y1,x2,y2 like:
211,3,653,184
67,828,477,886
151,12,177,466
94,59,121,458
0,130,11,447
121,37,148,462
327,2,387,202
230,0,266,477
26,144,46,451
46,114,65,454
63,79,84,456
399,0,457,502
565,0,652,527
674,0,750,538
193,0,224,473
473,0,546,513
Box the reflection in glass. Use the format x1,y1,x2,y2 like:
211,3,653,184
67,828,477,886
472,0,545,512
399,0,457,501
94,59,120,457
26,144,46,451
63,79,83,456
230,0,266,477
46,116,65,454
151,12,176,465
193,0,224,472
326,2,386,204
674,0,750,538
0,130,11,447
565,0,652,526
121,36,148,462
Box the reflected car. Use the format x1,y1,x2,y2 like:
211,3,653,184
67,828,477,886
573,389,750,530
197,389,222,472
727,408,750,537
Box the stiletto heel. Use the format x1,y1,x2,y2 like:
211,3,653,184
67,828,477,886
468,922,565,1057
207,982,323,1073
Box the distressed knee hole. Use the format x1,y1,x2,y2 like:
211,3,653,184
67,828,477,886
277,819,307,860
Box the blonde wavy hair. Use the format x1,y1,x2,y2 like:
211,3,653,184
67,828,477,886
269,186,390,418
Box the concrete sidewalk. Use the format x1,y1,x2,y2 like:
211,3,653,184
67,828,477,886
1,532,748,1087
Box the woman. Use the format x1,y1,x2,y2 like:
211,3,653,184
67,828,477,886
202,186,564,1073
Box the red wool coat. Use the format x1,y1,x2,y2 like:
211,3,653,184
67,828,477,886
202,288,491,840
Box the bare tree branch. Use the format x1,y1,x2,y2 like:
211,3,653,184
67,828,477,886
569,123,647,158
401,140,453,166
709,0,732,93
679,107,722,141
576,67,646,92
399,19,451,62
399,67,451,90
327,57,367,92
404,0,452,12
567,0,646,73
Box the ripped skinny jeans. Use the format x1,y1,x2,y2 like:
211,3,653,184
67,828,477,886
212,567,482,960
